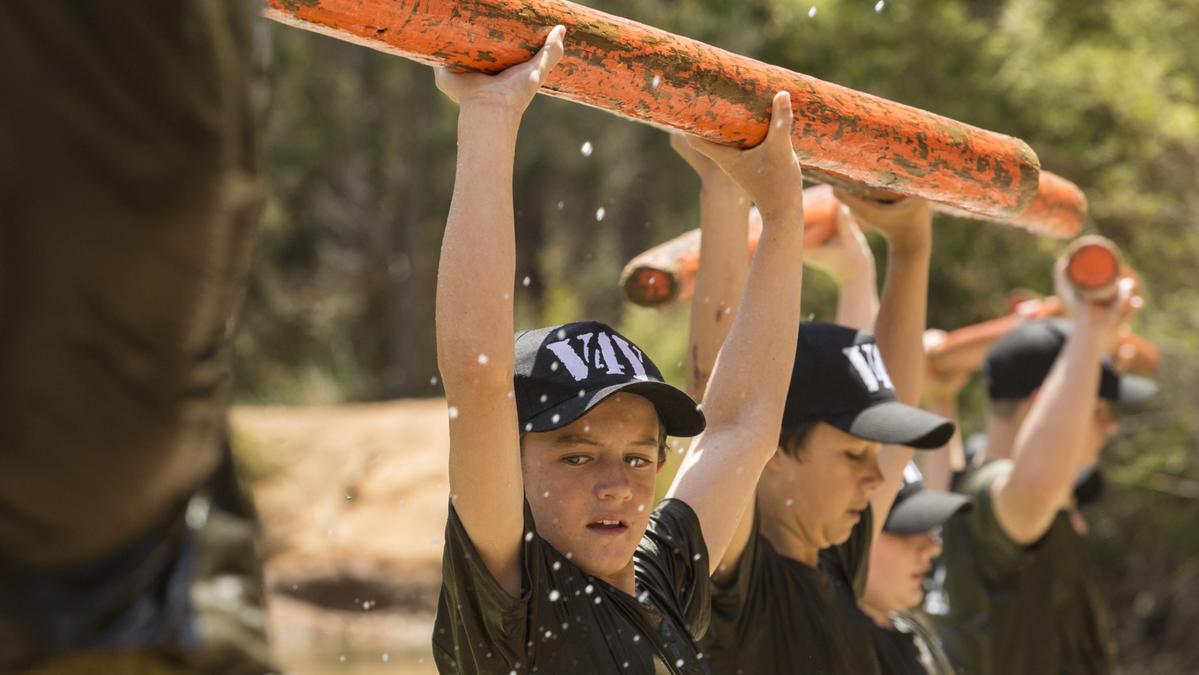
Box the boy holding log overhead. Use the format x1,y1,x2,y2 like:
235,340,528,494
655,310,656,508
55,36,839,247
923,266,1153,675
672,128,955,674
858,461,970,675
432,25,815,674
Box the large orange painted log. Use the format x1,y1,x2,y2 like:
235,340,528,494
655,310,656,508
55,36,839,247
620,185,841,306
262,0,1045,222
937,170,1087,238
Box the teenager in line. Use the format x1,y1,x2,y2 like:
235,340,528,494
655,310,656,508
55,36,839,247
925,264,1151,675
671,131,955,674
432,26,814,674
858,462,969,675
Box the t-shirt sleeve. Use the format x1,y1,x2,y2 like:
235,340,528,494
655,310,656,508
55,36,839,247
435,501,536,664
639,498,711,637
707,505,764,645
824,504,875,598
963,467,1031,583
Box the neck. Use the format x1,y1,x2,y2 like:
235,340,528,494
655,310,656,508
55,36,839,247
982,415,1020,463
859,600,894,629
757,494,820,567
596,561,637,596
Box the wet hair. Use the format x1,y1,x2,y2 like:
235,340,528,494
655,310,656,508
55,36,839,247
778,421,818,459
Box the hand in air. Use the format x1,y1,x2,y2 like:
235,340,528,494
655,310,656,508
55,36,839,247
435,25,566,118
685,91,804,220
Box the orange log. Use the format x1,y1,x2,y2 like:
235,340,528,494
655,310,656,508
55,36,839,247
620,185,840,306
936,170,1087,238
263,0,1045,222
1065,235,1122,302
925,297,1064,376
1114,334,1162,375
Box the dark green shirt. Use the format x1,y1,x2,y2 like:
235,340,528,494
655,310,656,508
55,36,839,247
930,460,1113,675
866,610,957,675
701,505,881,675
433,499,711,675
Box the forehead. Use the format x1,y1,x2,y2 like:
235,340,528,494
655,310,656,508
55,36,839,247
805,421,880,451
571,392,661,433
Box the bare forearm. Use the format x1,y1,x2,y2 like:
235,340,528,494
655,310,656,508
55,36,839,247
702,208,805,438
921,396,964,491
834,268,879,333
436,110,521,383
874,236,932,405
688,180,751,399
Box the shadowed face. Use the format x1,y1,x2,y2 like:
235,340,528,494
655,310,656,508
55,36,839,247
863,529,942,614
759,422,884,551
520,393,663,584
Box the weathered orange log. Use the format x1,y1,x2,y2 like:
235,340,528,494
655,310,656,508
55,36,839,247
1114,334,1162,375
925,296,1064,376
262,0,1045,222
937,170,1087,238
620,185,841,306
1065,234,1122,302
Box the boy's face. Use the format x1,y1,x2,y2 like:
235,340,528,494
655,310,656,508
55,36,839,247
521,393,663,584
864,529,942,614
761,422,883,549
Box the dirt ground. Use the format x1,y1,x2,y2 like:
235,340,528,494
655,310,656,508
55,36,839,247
231,398,454,674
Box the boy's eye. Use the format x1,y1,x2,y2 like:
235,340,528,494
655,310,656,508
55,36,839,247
845,450,866,461
625,456,653,469
562,455,590,466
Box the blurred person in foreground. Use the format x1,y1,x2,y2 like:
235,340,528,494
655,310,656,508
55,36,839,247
0,2,273,673
925,265,1154,675
431,23,815,673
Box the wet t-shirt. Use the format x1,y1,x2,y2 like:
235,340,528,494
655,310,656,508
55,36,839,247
866,610,957,675
433,498,711,675
702,504,880,675
930,460,1112,675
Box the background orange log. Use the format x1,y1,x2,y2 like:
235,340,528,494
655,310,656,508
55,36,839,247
619,185,840,306
263,0,1045,222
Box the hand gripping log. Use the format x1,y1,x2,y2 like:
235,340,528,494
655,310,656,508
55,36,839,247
262,0,1046,221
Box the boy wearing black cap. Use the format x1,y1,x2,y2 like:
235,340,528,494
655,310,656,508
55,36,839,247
859,462,969,675
676,149,956,674
928,268,1151,675
432,27,812,674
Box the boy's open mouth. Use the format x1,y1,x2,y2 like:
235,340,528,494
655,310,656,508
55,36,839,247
587,518,629,534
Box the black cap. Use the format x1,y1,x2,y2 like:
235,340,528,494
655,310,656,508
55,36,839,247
884,462,972,534
514,321,705,436
984,319,1157,404
1074,465,1105,507
782,323,955,449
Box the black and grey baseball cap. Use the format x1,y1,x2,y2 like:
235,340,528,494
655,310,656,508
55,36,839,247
514,321,705,436
782,323,955,449
884,462,972,535
983,319,1157,404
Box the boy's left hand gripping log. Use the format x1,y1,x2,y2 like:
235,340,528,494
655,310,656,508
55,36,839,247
263,0,1047,223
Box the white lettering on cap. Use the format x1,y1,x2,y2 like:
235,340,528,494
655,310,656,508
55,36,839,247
544,331,646,382
842,344,895,393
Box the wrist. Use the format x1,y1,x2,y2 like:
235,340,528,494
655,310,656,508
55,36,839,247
457,105,523,139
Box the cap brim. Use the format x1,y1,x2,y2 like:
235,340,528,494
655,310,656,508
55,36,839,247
827,401,955,450
523,380,706,437
884,490,972,534
1109,373,1157,406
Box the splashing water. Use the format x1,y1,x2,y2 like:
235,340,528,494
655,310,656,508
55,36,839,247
477,353,489,365
448,406,460,421
652,74,661,89
522,276,531,287
549,589,562,601
595,207,606,221
875,0,885,11
581,141,593,157
808,6,817,17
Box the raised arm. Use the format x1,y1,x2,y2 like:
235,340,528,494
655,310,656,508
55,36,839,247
992,266,1139,544
672,133,753,401
666,92,807,574
837,193,934,537
805,203,878,333
919,333,971,491
434,27,565,596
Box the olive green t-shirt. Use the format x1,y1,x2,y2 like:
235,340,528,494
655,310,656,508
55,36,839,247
866,610,957,675
930,460,1112,675
701,504,880,675
433,499,711,675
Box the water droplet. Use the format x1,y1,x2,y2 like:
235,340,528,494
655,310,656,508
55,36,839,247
448,406,460,420
693,553,702,561
550,361,559,372
525,422,533,431
549,589,561,601
652,74,661,89
382,653,390,663
785,498,794,506
522,276,531,287
557,200,565,209
874,0,885,11
577,389,586,398
637,503,645,512
581,141,593,157
525,531,535,542
478,353,489,365
552,561,562,571
676,658,686,667
557,329,567,339
545,629,553,638
594,596,602,604
595,207,606,221
430,375,439,386
583,425,590,432
808,6,817,17
585,584,594,594
638,590,650,603
540,394,548,403
339,655,347,663
566,552,573,559
551,413,561,424
633,634,641,643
